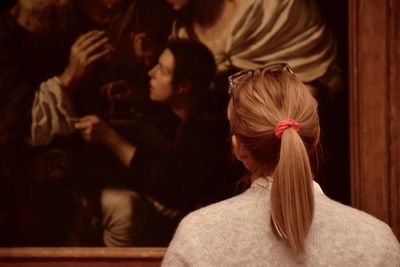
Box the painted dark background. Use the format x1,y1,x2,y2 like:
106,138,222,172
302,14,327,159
0,0,350,245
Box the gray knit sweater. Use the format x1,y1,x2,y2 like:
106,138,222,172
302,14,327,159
162,178,400,266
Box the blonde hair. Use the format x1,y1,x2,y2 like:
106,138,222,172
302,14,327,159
228,69,320,255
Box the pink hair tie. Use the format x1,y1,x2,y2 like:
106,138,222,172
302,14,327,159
274,119,300,139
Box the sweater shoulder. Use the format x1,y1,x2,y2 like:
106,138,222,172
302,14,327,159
180,194,243,227
316,194,393,231
313,194,400,255
174,186,269,245
183,187,262,224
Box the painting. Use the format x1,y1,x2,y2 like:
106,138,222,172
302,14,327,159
0,0,351,248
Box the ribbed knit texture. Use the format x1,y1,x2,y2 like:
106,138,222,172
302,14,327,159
162,179,400,266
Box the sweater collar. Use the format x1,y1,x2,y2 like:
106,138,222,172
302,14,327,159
251,177,324,194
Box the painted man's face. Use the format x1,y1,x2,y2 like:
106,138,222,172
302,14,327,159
148,48,176,103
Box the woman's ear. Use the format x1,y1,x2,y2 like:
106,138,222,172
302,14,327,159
232,134,257,173
232,134,244,161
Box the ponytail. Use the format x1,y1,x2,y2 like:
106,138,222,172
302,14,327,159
270,128,314,255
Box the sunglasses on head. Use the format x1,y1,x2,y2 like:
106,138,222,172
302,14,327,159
228,62,295,96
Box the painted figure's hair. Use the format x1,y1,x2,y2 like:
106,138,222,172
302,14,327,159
166,39,216,96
